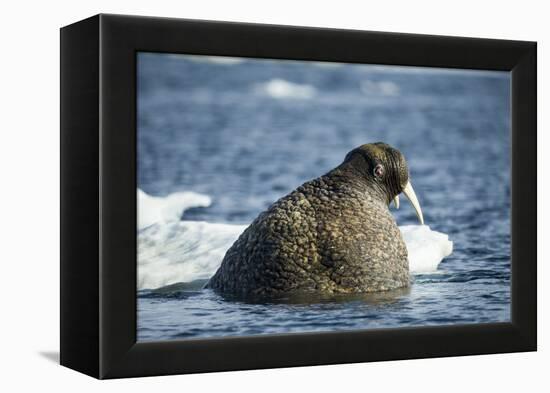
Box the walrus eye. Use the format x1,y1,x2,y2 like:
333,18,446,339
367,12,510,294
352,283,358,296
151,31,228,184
373,164,385,178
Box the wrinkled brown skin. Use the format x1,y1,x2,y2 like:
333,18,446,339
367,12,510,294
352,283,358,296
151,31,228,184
206,143,410,295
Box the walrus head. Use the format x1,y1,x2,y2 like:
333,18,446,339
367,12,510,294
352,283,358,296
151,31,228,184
342,142,424,224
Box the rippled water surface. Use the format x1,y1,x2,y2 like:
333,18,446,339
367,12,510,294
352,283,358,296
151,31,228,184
137,53,511,341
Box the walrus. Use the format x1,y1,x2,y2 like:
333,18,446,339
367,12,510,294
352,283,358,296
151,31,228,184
206,142,424,295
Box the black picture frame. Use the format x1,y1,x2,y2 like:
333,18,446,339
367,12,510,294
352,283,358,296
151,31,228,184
60,13,536,379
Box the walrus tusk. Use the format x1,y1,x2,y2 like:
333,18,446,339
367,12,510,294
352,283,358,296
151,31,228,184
392,195,400,209
402,181,424,225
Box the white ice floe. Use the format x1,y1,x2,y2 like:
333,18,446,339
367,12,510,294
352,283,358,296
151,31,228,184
360,79,400,96
164,53,245,65
137,189,453,290
138,220,247,290
255,79,317,100
138,189,212,230
400,225,453,273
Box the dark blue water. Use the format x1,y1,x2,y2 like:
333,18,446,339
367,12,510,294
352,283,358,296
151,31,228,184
137,53,510,341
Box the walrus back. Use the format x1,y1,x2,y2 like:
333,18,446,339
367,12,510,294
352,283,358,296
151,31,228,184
206,174,409,295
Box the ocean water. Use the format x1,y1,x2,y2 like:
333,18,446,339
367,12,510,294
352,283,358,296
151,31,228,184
137,53,511,341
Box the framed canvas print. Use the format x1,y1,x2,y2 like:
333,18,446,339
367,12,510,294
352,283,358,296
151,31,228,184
60,14,536,379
